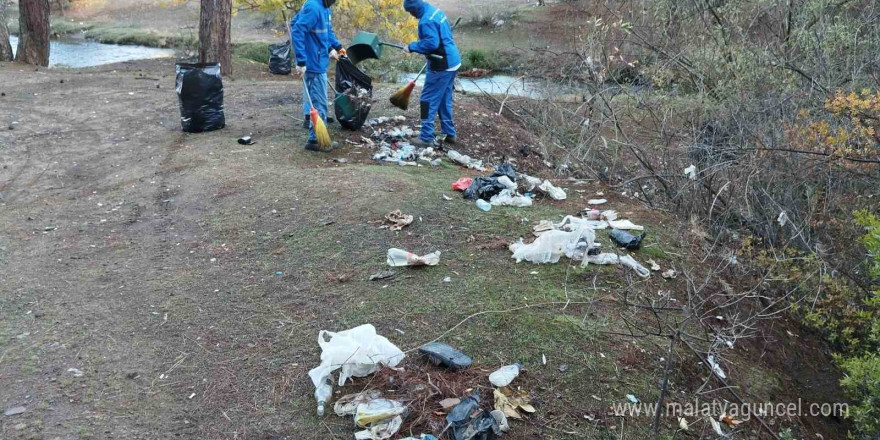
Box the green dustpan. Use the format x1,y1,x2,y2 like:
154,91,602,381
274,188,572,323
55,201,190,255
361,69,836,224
334,92,356,120
347,31,384,65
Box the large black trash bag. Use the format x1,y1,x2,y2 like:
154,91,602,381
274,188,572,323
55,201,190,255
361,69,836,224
334,56,373,130
175,63,225,133
463,177,506,201
268,41,291,75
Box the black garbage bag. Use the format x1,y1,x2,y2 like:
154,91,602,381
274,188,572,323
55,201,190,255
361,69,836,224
491,163,517,181
463,177,506,201
175,63,225,133
334,56,373,130
609,229,646,250
268,41,291,75
446,393,500,440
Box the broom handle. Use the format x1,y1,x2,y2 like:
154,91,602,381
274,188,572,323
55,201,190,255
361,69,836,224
288,18,317,111
412,17,462,83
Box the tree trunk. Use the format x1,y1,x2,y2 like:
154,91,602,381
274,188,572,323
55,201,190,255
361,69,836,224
15,0,50,66
0,0,14,62
198,0,232,76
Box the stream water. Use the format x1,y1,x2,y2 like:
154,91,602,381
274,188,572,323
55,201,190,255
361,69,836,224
400,73,545,98
7,36,174,68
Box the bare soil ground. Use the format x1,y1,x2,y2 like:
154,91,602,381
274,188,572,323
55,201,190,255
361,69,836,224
0,48,849,440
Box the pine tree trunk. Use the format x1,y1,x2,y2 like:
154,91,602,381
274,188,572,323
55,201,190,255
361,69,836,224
198,0,232,76
15,0,50,66
0,0,14,62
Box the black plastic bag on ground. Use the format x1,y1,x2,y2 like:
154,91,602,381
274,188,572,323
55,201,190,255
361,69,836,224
175,63,225,133
491,163,517,181
609,229,646,250
463,177,506,201
334,56,373,130
268,42,291,75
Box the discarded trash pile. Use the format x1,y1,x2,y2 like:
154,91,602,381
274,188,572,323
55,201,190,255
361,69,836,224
362,117,443,167
451,163,567,211
309,326,535,439
510,205,655,278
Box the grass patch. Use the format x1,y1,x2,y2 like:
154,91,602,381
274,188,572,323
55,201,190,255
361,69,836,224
232,41,271,64
46,19,197,48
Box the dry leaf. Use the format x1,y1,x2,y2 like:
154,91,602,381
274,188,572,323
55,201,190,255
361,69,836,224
720,414,743,426
382,210,413,231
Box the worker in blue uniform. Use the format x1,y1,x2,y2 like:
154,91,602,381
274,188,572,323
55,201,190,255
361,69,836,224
291,0,345,151
403,0,462,147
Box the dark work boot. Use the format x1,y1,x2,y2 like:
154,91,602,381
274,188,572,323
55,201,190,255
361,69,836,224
302,118,310,130
411,138,435,149
444,135,457,145
304,141,322,152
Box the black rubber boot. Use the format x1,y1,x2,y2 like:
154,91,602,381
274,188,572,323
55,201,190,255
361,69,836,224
304,141,322,152
444,135,457,145
411,138,434,149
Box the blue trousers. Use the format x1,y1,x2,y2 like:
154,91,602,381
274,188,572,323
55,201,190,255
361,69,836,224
303,72,328,142
420,69,457,142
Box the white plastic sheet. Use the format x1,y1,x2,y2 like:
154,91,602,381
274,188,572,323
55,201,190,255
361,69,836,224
509,228,596,263
490,189,533,207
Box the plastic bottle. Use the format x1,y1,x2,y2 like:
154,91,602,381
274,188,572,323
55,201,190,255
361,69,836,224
489,363,522,387
476,199,492,211
315,377,332,416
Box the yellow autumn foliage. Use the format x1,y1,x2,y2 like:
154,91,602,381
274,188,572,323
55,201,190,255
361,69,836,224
235,0,417,44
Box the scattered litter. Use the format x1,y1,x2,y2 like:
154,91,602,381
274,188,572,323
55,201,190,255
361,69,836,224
490,189,533,207
188,393,196,399
584,253,651,278
648,259,661,271
4,406,26,416
442,194,453,201
777,211,788,227
452,178,473,191
439,398,461,410
447,150,485,171
609,229,646,250
496,175,517,191
447,393,500,440
490,409,510,432
307,324,405,414
443,276,452,283
491,163,517,181
67,368,84,377
510,227,596,264
678,417,689,431
585,209,600,220
381,210,413,231
662,269,677,279
626,394,639,403
600,210,617,221
542,354,547,365
335,391,383,416
333,157,349,163
369,270,396,281
419,342,472,370
355,399,407,427
587,199,607,205
355,414,404,440
558,364,569,373
537,180,567,200
464,177,506,201
708,416,724,435
607,220,644,231
489,363,522,387
387,248,441,266
683,164,697,180
475,199,492,211
493,387,535,420
707,354,727,379
237,135,255,145
720,414,743,426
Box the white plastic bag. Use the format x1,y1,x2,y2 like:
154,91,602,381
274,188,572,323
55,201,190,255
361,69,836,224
386,248,441,266
307,324,405,393
583,253,651,278
538,180,567,200
447,150,485,171
355,399,406,427
517,173,543,191
354,415,404,440
490,189,533,207
496,175,517,191
608,219,644,231
510,228,595,263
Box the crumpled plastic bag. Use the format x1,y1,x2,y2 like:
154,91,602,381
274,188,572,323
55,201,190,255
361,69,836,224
463,177,506,201
355,399,407,427
490,189,532,207
354,415,403,440
608,219,644,231
491,163,517,181
447,150,485,171
452,177,473,191
387,248,441,266
307,324,405,391
446,393,501,440
335,390,383,416
582,253,651,278
510,228,596,264
538,180,567,200
517,173,543,191
496,175,517,191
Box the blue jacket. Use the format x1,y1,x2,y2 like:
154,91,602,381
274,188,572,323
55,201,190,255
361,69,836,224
404,0,461,72
291,0,342,73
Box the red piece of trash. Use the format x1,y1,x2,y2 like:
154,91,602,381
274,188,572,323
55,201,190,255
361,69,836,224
452,178,473,191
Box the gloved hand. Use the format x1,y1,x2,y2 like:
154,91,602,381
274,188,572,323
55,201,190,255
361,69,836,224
295,65,307,77
338,48,347,58
330,49,339,60
403,45,411,54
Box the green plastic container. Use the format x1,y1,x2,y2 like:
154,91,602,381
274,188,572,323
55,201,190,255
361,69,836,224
334,92,356,120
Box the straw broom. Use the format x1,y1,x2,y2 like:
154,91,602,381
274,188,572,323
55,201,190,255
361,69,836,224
288,20,331,150
389,17,461,111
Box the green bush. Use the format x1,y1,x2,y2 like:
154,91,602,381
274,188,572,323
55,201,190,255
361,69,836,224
232,42,271,64
839,354,880,435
